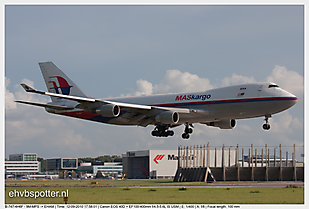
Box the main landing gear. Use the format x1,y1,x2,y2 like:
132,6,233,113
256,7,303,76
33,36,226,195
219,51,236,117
182,123,193,139
262,115,271,130
151,125,174,137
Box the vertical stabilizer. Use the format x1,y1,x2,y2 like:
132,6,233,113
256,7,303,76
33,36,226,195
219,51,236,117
39,62,89,102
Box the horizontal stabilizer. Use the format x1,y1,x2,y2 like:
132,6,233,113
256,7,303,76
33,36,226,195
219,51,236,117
15,101,75,110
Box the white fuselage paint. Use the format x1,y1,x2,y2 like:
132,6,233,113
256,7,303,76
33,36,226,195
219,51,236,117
80,82,297,126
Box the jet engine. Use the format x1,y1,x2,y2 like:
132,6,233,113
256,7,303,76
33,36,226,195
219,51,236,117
95,104,120,117
155,111,179,124
205,119,236,129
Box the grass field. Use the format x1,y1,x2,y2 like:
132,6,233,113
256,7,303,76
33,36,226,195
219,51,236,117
5,179,304,204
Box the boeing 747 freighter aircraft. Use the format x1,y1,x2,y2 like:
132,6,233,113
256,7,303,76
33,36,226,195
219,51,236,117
16,62,298,139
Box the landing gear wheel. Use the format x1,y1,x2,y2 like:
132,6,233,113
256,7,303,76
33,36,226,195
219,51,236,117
262,124,270,130
182,123,193,139
166,130,174,136
182,133,190,139
151,125,174,137
151,130,158,136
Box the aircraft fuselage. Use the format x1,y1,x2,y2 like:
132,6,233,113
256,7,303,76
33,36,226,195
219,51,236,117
57,82,297,126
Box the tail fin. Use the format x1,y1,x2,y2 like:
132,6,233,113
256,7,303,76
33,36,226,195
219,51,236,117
39,62,89,102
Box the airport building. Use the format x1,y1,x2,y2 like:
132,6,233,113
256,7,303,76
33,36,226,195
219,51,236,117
93,163,123,177
122,149,236,179
6,144,302,181
9,153,38,161
46,158,78,172
5,153,40,176
76,162,93,174
74,162,123,178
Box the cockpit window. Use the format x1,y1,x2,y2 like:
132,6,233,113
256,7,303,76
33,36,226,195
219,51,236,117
268,84,279,88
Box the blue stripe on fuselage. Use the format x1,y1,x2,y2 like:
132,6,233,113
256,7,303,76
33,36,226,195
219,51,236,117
87,96,297,123
152,96,297,107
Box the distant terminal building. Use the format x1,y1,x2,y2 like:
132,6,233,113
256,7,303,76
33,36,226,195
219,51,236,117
122,149,236,179
46,158,78,172
93,162,123,177
9,153,37,161
5,153,40,176
76,162,93,174
75,162,123,178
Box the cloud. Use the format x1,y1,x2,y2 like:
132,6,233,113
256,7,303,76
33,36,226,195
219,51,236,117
153,70,213,94
21,78,34,88
135,79,153,96
5,77,11,88
5,78,95,158
221,73,256,87
270,111,303,134
129,69,214,96
10,78,49,105
124,69,214,97
5,77,17,110
265,65,303,98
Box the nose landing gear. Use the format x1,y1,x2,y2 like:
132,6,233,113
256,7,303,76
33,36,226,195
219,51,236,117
262,115,271,130
182,123,193,139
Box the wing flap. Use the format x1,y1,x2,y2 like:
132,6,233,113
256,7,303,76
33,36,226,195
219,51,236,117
104,100,152,110
154,106,190,113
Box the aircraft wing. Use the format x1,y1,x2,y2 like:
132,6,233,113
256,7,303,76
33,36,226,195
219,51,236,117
19,83,194,112
15,101,75,110
18,83,206,126
20,83,151,110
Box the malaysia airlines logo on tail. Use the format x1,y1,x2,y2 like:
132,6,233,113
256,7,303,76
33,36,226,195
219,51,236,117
153,154,165,164
48,76,72,95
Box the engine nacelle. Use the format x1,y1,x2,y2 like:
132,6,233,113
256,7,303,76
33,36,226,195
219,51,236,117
95,104,120,117
206,119,236,129
155,111,179,124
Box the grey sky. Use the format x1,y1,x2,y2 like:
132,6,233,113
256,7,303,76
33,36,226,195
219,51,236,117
5,5,304,160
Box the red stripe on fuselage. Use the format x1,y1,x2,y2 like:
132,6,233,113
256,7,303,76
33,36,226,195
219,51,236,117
152,96,297,107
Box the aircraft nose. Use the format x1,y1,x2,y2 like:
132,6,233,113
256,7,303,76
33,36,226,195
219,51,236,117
279,88,298,107
292,95,298,104
287,91,298,106
288,90,297,99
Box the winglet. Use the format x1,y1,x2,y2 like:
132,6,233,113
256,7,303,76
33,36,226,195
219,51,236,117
20,83,36,92
20,82,96,103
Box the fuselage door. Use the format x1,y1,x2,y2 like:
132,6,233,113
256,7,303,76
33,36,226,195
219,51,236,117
258,84,263,97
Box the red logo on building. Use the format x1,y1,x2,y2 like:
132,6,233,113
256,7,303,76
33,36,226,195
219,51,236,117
153,154,165,164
